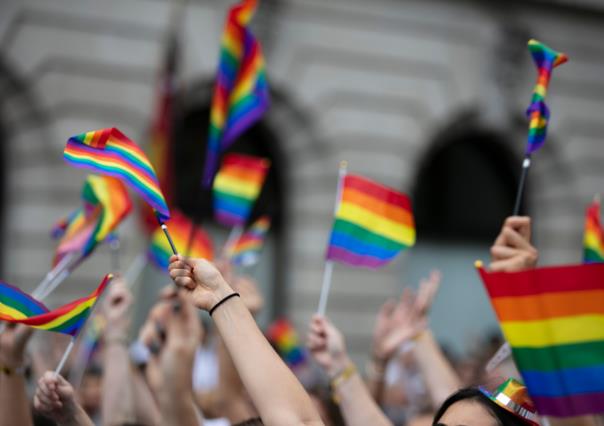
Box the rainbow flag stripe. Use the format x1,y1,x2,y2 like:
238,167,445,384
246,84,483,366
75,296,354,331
202,0,270,187
0,274,112,337
148,210,213,270
584,197,604,263
213,153,270,226
231,215,270,266
52,176,132,267
478,263,604,417
525,40,568,154
64,128,170,221
267,319,306,367
326,174,415,268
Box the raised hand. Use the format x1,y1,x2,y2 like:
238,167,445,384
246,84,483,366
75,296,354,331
490,216,538,272
306,315,350,377
168,255,233,311
0,323,33,371
102,276,133,340
34,371,87,424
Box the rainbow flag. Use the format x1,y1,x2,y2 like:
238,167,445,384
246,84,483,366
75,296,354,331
64,127,170,221
52,176,132,267
212,153,270,226
584,197,604,263
148,210,213,270
326,174,415,268
477,263,604,417
230,215,270,266
267,319,306,368
525,40,568,154
202,0,270,187
0,274,112,337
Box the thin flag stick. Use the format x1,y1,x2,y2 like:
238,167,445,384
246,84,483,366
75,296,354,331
317,161,348,316
512,156,531,215
31,252,78,299
54,337,76,376
223,225,244,258
156,214,178,255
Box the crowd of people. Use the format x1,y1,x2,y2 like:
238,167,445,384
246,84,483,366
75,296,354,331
0,215,601,426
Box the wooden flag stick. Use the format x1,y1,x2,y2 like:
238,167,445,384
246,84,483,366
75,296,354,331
317,161,348,316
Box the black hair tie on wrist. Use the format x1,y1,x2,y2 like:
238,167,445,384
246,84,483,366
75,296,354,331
209,292,240,316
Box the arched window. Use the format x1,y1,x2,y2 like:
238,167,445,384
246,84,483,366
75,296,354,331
170,81,286,324
405,120,520,356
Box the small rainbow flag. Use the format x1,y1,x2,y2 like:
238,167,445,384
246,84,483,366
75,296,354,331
477,263,604,417
0,274,112,337
212,153,270,227
525,40,567,154
267,319,306,368
202,0,270,187
64,128,170,221
584,197,604,263
230,215,270,266
148,210,213,270
52,175,132,267
326,174,415,268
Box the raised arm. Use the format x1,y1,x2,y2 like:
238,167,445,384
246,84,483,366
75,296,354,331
34,371,94,426
0,324,34,426
169,255,322,426
307,315,392,426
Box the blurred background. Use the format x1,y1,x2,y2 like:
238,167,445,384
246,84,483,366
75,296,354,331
0,0,603,364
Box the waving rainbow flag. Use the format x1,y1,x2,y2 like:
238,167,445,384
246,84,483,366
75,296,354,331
213,153,270,226
230,215,270,266
0,274,112,337
477,263,604,417
148,210,213,270
326,174,415,268
525,40,568,154
584,197,604,263
64,128,170,221
202,0,270,187
52,175,132,267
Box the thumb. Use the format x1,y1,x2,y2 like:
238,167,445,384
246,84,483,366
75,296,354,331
54,374,73,398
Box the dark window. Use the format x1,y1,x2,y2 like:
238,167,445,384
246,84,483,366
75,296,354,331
412,131,519,242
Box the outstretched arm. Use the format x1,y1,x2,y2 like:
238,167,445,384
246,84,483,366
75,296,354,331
307,315,392,426
169,255,322,426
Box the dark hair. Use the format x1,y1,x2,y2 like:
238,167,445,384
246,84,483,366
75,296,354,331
433,388,531,426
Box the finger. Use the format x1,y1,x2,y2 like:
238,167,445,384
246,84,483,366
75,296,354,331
500,227,532,251
379,299,397,319
174,277,195,290
490,245,521,261
490,258,524,273
504,216,531,240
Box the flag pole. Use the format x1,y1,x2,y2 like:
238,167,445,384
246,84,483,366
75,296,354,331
317,161,348,316
31,252,78,299
54,337,76,376
223,225,244,259
156,213,178,255
512,155,531,216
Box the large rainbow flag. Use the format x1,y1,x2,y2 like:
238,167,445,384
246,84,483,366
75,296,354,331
477,263,604,417
525,40,567,154
326,174,415,268
0,274,112,337
584,197,604,263
52,175,132,267
64,128,170,221
202,0,270,187
212,153,270,227
148,210,213,270
230,215,270,266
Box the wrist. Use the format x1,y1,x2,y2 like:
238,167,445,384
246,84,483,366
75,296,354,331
327,354,352,379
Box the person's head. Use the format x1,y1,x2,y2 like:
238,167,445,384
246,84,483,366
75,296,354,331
433,388,535,426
